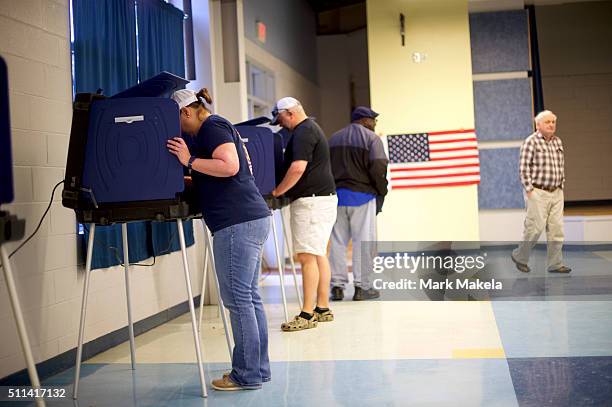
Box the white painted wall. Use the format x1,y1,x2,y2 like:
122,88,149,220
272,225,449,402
245,38,320,119
0,1,206,379
190,0,214,98
206,0,249,123
479,210,526,241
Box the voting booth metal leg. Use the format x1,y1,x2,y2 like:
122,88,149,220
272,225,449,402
279,210,302,309
203,226,234,361
1,245,46,407
177,219,207,398
271,215,289,322
121,223,137,370
197,241,209,331
73,223,95,399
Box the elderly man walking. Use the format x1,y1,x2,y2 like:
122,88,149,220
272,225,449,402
511,110,572,274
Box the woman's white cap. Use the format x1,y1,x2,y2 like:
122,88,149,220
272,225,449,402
171,89,198,109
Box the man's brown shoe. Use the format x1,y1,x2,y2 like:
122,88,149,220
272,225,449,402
549,266,572,273
511,254,530,273
211,375,244,391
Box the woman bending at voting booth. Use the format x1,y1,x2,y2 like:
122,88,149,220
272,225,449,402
167,88,272,391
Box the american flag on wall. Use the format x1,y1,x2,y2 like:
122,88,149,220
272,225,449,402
387,129,480,189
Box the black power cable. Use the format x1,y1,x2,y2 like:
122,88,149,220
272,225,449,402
8,180,64,258
1,179,64,270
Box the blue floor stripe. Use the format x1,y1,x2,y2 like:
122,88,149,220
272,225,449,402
508,356,612,407
492,301,612,358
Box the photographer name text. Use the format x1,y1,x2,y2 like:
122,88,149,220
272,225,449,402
373,278,502,291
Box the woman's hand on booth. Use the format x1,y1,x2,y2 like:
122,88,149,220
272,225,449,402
167,137,191,167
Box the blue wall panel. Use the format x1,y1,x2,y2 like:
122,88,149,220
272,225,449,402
478,148,525,209
474,79,534,141
470,10,530,74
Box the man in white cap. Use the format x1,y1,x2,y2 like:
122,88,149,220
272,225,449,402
270,97,338,332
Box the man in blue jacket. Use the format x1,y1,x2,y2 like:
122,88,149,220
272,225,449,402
328,107,388,301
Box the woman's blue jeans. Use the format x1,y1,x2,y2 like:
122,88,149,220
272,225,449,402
212,216,271,388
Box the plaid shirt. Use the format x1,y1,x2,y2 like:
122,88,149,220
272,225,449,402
519,131,565,192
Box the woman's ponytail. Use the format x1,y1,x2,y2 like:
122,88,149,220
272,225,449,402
196,88,212,105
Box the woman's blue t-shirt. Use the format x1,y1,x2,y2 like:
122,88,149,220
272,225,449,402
190,115,270,233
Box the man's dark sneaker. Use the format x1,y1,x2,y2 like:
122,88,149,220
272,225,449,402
331,286,344,301
353,287,380,301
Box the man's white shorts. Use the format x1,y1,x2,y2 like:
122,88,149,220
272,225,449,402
290,195,338,256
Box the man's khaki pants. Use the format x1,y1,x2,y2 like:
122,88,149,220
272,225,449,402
512,188,565,270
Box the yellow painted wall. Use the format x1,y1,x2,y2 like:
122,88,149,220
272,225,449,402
367,0,479,241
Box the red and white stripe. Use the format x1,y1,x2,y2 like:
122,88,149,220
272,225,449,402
389,129,480,189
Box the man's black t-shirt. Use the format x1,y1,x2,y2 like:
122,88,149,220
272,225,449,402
284,118,336,200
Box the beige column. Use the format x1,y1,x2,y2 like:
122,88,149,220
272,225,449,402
367,0,479,241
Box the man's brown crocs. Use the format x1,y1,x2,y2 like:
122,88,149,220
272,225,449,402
314,309,334,322
281,315,318,332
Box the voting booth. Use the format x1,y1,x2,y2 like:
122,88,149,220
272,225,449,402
62,72,198,224
62,72,207,399
236,125,277,196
